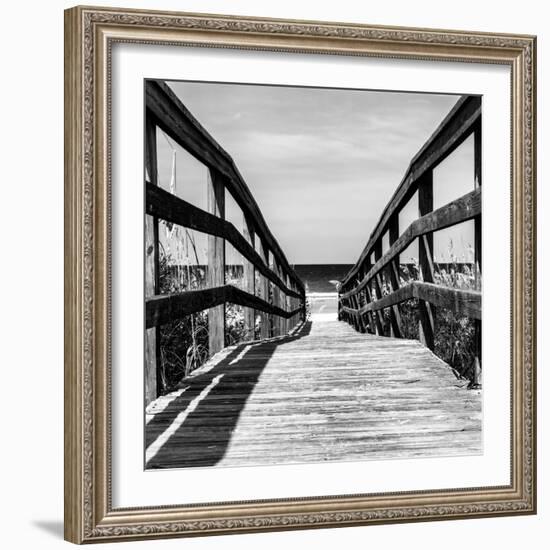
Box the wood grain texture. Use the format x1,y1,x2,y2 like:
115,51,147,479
146,285,303,328
146,182,303,300
342,281,481,320
243,216,256,340
146,315,481,469
341,95,481,286
418,173,435,350
144,115,160,404
146,80,304,294
388,215,403,338
207,169,225,356
340,187,481,299
260,240,271,339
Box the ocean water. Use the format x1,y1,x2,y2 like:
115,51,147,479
163,263,354,293
293,264,354,294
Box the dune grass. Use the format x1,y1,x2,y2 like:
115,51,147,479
379,243,480,382
156,223,254,394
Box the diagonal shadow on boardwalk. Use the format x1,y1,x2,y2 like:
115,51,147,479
146,321,312,469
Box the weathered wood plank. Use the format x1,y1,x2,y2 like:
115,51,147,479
273,263,283,336
260,241,271,339
207,169,225,356
243,216,255,340
146,286,303,328
340,187,481,299
146,307,481,469
372,241,387,335
365,284,384,335
146,182,303,301
342,281,481,320
418,174,435,350
144,115,160,404
388,215,403,338
146,80,233,179
146,80,304,294
341,95,481,286
350,294,362,333
375,273,388,335
358,266,376,334
284,274,291,334
415,282,480,320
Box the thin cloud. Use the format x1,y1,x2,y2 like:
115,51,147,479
166,81,466,264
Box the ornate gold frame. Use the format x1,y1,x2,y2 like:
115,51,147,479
64,5,537,544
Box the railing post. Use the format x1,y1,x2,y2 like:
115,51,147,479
280,268,286,335
345,293,354,329
279,269,286,335
271,264,279,336
285,273,292,333
276,263,284,336
361,261,375,334
281,282,286,334
355,272,367,333
366,284,384,335
145,115,161,405
473,120,482,387
261,242,271,338
292,281,296,329
368,306,376,334
350,294,360,332
357,284,368,333
207,168,225,356
295,283,301,328
388,215,403,338
418,172,435,350
243,216,255,341
373,240,387,336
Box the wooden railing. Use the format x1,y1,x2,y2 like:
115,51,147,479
145,80,306,404
338,96,482,382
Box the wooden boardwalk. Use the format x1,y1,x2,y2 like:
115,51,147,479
146,306,481,469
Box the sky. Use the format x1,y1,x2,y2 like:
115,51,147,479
155,81,475,265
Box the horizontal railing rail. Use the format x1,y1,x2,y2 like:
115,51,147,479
146,80,304,294
340,188,481,300
145,80,306,404
146,183,303,300
341,281,481,320
338,95,482,386
340,95,481,288
147,285,303,329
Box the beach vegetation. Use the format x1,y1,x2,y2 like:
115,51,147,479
378,240,480,382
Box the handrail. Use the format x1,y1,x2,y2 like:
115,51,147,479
341,282,481,320
338,94,482,383
146,183,302,300
147,286,303,329
144,80,306,403
340,188,480,299
146,80,304,294
341,95,481,288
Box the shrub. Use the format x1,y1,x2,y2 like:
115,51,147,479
393,240,480,382
364,240,479,381
157,244,210,392
156,227,260,393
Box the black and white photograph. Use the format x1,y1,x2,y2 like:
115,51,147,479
143,79,482,470
55,1,539,544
